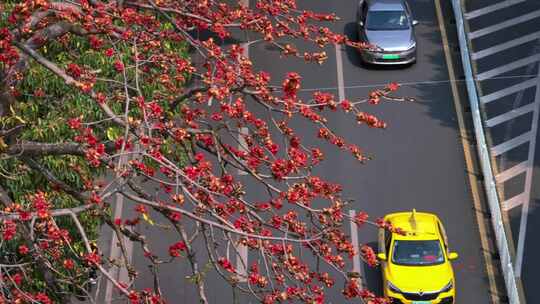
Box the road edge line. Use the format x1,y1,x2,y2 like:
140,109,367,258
433,0,499,302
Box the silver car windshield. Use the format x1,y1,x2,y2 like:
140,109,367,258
366,10,409,31
392,240,444,266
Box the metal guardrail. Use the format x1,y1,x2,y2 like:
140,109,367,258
450,1,521,303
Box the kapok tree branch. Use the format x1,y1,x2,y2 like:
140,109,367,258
175,221,209,304
13,41,127,127
3,140,116,157
120,191,323,243
0,204,95,221
22,157,89,202
0,185,13,205
67,210,131,298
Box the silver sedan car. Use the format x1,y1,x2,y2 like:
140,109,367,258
357,0,418,65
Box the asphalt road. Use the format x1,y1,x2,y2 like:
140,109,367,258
248,0,492,302
463,0,540,302
94,0,495,303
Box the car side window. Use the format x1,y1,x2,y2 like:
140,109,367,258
385,229,392,253
404,1,413,19
404,1,411,14
362,3,368,20
438,223,448,250
357,1,367,22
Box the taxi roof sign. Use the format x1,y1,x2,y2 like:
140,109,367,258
409,208,418,233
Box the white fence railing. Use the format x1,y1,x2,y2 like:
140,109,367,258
450,1,521,303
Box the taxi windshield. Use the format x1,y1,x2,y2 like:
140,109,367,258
392,240,444,266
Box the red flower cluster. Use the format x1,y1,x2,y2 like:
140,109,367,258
169,241,187,257
361,245,379,267
63,259,75,270
1,220,16,241
218,257,236,273
356,112,387,129
18,244,29,255
31,191,50,219
313,91,337,110
84,252,101,265
67,117,82,129
248,264,268,287
376,218,407,236
282,72,301,98
0,28,19,66
12,272,23,286
34,292,52,304
354,211,369,226
113,60,124,72
66,63,83,78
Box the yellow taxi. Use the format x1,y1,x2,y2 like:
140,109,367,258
377,210,458,304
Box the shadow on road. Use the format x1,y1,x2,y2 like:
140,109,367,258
362,242,384,296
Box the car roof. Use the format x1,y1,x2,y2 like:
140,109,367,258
367,0,406,11
384,210,441,240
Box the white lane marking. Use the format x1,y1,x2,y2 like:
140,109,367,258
235,237,248,282
472,31,540,60
481,78,538,104
490,131,532,156
348,211,362,280
335,44,346,102
234,128,249,282
236,127,249,177
104,155,130,304
496,160,528,183
477,54,540,81
469,9,540,39
485,102,536,127
235,0,250,280
465,0,526,20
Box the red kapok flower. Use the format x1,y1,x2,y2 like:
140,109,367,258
68,117,82,129
340,99,352,112
104,48,115,57
386,82,400,92
282,72,301,98
63,259,75,270
128,291,140,304
218,257,236,273
18,245,29,255
12,273,23,286
34,293,52,304
84,252,101,265
113,60,125,72
354,211,368,226
66,63,83,78
360,245,378,267
2,220,16,241
34,88,45,98
169,241,187,257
